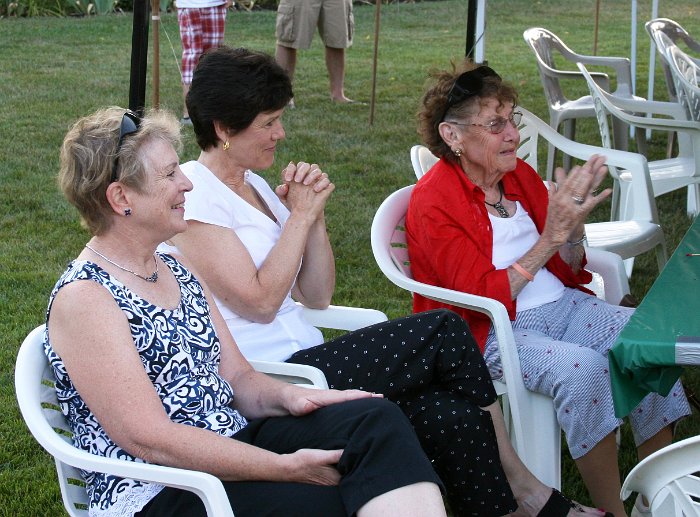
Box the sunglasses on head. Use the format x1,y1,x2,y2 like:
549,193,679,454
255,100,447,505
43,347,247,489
111,111,141,183
442,66,501,121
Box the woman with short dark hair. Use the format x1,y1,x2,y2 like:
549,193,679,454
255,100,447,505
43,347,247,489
48,105,447,517
163,46,608,517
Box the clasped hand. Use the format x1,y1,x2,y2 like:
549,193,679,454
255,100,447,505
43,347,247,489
275,161,335,220
544,154,612,246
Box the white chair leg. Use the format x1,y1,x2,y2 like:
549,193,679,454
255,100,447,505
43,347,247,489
686,183,700,217
546,141,557,183
562,119,575,172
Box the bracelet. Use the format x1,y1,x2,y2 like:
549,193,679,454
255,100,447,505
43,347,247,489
512,262,535,282
567,233,587,247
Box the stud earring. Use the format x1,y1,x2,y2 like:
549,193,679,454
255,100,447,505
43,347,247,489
453,148,462,157
223,140,230,151
124,208,132,216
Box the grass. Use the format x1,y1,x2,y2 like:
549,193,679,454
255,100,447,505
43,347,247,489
1,0,699,514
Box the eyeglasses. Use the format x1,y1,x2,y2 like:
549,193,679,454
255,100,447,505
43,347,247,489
448,110,522,135
442,66,501,121
111,111,141,183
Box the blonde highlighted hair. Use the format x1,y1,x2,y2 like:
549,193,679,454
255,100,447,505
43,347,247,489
59,107,181,235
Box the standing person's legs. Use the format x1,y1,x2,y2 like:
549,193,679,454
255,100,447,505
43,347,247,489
200,5,228,53
275,0,317,104
178,7,204,120
325,47,350,102
275,44,298,83
319,0,354,101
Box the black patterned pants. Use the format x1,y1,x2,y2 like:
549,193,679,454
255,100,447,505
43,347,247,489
288,309,518,517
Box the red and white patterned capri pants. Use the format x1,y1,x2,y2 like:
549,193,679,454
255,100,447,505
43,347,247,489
178,5,228,85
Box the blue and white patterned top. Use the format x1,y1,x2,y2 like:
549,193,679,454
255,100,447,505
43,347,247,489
44,253,248,516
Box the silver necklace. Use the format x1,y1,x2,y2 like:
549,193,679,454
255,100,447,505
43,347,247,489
484,182,510,218
85,244,159,283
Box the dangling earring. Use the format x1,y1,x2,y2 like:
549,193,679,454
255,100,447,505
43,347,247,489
124,208,132,216
223,140,230,151
453,148,462,157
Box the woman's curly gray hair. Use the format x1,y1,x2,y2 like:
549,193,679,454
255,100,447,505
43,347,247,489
417,61,519,162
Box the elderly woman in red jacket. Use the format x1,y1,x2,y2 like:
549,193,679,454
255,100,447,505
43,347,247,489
406,63,691,517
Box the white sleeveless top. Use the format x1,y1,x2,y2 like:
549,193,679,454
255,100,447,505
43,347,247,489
159,161,323,362
489,202,565,312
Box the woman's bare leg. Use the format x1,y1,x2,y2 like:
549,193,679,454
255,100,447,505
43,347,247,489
574,431,627,517
357,482,447,517
633,424,673,509
484,402,609,517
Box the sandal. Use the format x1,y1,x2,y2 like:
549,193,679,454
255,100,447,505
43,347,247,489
537,489,615,517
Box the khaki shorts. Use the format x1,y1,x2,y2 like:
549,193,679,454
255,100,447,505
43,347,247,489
276,0,354,50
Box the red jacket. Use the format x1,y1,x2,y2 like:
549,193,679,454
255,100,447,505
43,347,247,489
406,157,593,351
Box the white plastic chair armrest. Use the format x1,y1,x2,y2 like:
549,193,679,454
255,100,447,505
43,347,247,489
296,302,388,331
537,65,611,91
566,54,634,95
28,428,234,517
249,360,329,389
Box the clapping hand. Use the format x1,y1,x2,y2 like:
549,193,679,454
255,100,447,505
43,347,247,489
544,154,612,246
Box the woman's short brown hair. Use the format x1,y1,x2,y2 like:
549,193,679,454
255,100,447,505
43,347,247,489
59,107,181,235
417,62,519,162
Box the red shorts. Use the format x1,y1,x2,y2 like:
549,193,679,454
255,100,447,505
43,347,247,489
178,5,227,85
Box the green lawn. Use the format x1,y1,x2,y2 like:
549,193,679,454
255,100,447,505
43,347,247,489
1,0,699,514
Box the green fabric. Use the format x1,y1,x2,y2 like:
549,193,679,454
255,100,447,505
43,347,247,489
609,216,700,417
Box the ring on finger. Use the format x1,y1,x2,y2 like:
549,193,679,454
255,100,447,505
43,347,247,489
571,195,585,205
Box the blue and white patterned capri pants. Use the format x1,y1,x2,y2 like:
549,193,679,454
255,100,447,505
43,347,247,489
483,288,691,459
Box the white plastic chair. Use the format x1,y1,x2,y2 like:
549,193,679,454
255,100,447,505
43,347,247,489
370,181,633,488
578,61,700,219
411,106,667,276
16,305,386,516
523,27,644,180
621,434,700,516
669,45,700,123
645,18,700,107
645,19,700,158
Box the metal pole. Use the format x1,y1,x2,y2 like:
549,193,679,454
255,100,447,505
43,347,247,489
151,0,160,108
465,0,477,60
129,0,150,116
473,0,486,64
369,0,381,126
593,0,600,55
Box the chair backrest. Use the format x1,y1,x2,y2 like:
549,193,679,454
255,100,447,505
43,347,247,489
646,18,700,103
669,45,700,123
523,27,573,107
409,144,439,180
15,324,333,517
621,434,700,516
578,59,699,168
15,325,90,516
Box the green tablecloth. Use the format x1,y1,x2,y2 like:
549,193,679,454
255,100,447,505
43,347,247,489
609,216,700,417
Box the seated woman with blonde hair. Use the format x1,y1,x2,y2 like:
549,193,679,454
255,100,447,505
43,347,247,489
46,105,447,517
